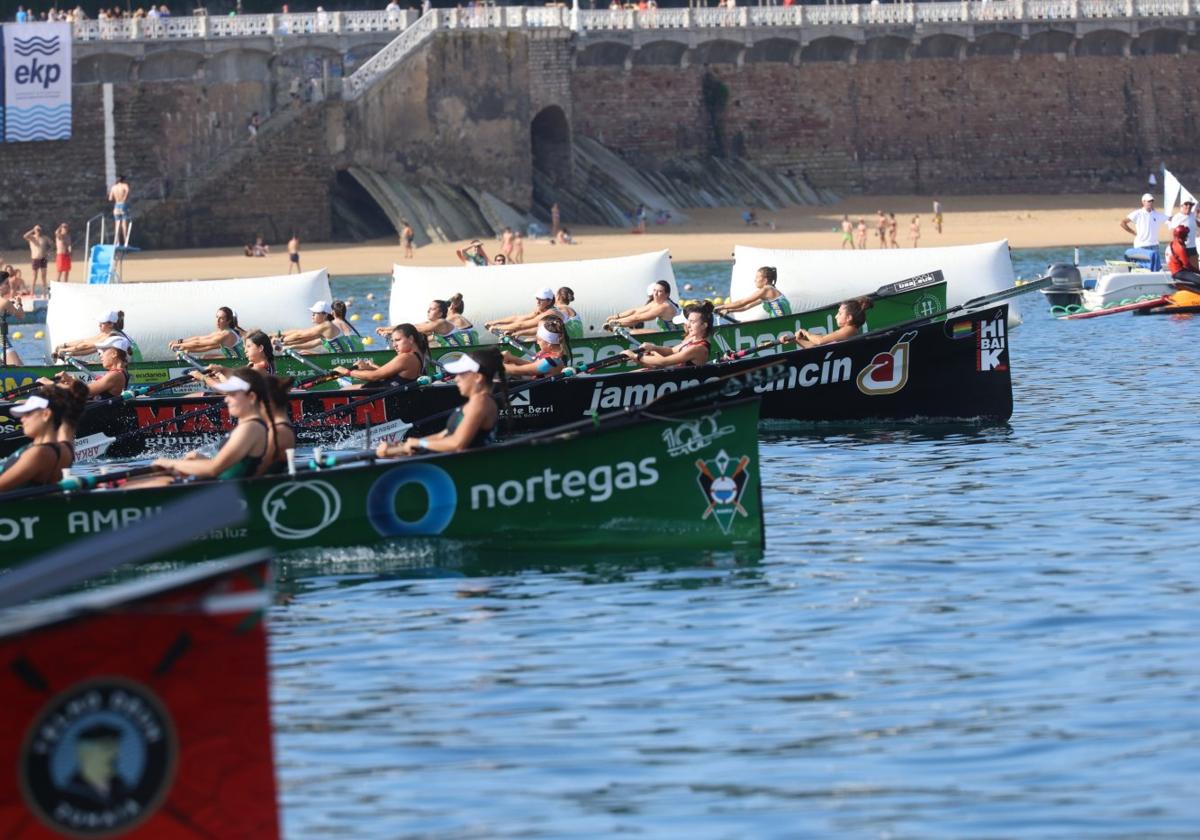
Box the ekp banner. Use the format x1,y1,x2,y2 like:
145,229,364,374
0,21,72,142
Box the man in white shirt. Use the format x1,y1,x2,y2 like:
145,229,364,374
1168,198,1197,262
1120,192,1170,249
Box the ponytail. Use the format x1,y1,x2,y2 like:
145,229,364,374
448,293,465,314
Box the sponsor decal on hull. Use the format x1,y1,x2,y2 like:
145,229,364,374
976,313,1008,371
695,449,751,534
661,410,736,457
856,331,915,396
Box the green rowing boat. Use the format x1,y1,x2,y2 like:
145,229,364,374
0,279,945,395
0,395,764,564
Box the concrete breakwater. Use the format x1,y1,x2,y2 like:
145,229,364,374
1,4,1198,250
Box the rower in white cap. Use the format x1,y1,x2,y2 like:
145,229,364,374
484,287,562,338
52,309,133,360
277,299,344,352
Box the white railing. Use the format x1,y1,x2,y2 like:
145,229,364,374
343,9,440,100
69,0,1195,45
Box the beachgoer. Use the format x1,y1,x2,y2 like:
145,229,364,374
716,266,791,318
621,301,714,369
401,219,414,259
876,210,888,248
855,217,868,249
502,314,569,377
456,239,488,266
840,215,854,249
933,199,943,234
22,225,51,298
1168,199,1197,268
791,297,871,347
168,307,246,358
151,369,272,480
287,232,301,273
1120,193,1170,262
55,223,72,283
550,203,561,238
605,280,679,333
0,393,70,491
887,213,900,248
500,227,515,260
333,324,428,386
493,254,508,265
512,232,524,264
556,228,576,245
375,349,503,457
909,215,921,248
108,175,130,243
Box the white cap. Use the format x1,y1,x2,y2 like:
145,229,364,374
1141,193,1155,202
12,395,50,415
442,354,481,374
212,376,251,393
647,282,667,295
309,300,333,314
97,309,119,324
534,287,555,300
95,335,131,353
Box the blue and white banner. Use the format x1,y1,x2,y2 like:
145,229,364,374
0,22,72,142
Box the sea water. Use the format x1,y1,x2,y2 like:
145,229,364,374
267,246,1199,838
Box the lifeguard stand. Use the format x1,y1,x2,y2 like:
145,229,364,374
83,213,140,284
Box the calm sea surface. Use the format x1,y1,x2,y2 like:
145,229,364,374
28,247,1200,837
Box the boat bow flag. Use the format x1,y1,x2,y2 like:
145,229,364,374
0,22,72,142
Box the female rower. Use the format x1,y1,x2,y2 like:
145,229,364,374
151,368,271,480
790,296,872,348
333,323,428,386
189,330,275,390
0,391,70,490
555,287,584,338
328,301,363,351
484,287,558,336
412,298,457,345
42,335,131,398
605,280,679,333
169,307,246,358
53,309,136,360
446,293,479,345
376,348,503,457
263,374,296,474
503,315,570,377
621,301,714,369
51,379,88,471
278,300,344,351
716,266,791,318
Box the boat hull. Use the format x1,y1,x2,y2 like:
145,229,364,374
0,305,1013,459
0,398,766,563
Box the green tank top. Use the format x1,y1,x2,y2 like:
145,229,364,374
762,294,791,318
215,418,268,480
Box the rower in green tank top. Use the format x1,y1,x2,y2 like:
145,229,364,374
169,306,247,359
604,279,680,334
716,265,791,320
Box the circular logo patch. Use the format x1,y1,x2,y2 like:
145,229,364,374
20,678,177,838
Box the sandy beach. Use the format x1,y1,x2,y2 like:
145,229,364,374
85,194,1142,282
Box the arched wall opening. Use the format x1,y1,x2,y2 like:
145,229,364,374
531,105,573,188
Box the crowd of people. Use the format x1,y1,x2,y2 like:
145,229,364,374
12,4,173,22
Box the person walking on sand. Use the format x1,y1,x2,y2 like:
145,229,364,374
287,232,301,274
512,231,524,264
932,199,943,234
909,215,921,248
550,203,561,238
401,219,414,259
876,210,888,248
23,224,52,298
855,217,868,250
840,215,855,250
108,175,131,243
55,222,72,283
887,213,900,249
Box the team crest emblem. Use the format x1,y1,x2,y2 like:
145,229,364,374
20,679,177,837
856,330,916,396
912,294,940,317
695,449,751,534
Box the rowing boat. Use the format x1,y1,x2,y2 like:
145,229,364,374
0,387,766,562
0,546,278,836
0,277,947,396
0,302,1013,460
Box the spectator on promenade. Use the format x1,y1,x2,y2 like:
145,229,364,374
248,112,260,141
840,214,854,249
15,6,28,22
1119,193,1169,269
1168,198,1197,269
933,198,943,233
55,223,72,283
108,174,131,244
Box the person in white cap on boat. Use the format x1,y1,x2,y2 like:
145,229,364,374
1120,193,1170,270
277,300,344,351
145,368,272,483
0,391,71,491
605,280,680,334
52,309,132,360
375,349,502,458
40,335,132,399
484,287,563,338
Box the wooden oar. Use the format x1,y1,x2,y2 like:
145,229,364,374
0,463,165,504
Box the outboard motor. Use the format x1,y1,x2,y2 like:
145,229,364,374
1042,262,1083,308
